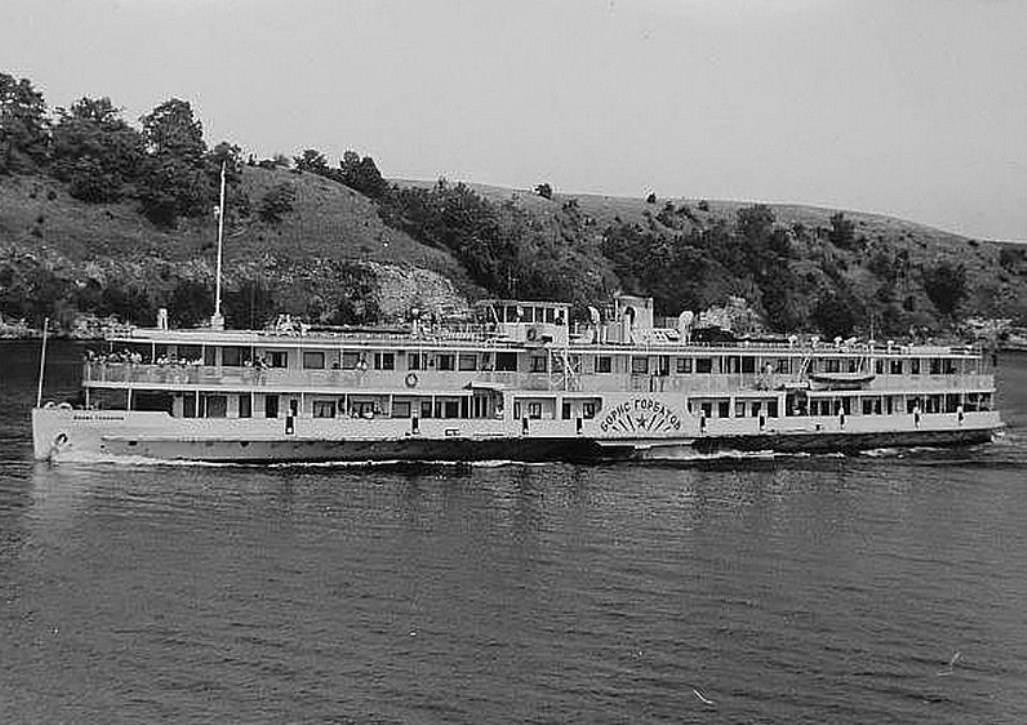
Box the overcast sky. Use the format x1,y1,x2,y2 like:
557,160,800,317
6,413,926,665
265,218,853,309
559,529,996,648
4,0,1025,240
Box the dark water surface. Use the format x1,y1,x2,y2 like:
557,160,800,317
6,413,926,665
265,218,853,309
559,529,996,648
1,342,1026,723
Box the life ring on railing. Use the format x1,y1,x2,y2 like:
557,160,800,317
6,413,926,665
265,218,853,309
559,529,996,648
405,373,419,388
58,402,73,410
43,401,56,409
526,328,538,342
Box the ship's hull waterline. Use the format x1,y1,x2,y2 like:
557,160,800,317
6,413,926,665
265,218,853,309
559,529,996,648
33,408,1000,464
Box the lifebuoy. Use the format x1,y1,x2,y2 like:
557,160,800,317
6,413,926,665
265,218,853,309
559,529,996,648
58,402,73,410
405,372,418,388
526,328,537,342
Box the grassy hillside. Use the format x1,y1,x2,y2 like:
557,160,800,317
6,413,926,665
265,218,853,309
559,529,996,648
2,164,1024,336
396,178,1027,329
0,167,478,330
0,168,473,279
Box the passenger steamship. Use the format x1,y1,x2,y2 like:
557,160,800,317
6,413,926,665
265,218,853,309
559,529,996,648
32,294,1003,463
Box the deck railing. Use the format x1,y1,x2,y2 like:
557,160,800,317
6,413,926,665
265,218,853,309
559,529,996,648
83,362,995,396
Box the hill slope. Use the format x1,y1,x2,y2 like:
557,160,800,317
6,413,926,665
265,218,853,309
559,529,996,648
396,178,1027,330
2,167,1025,336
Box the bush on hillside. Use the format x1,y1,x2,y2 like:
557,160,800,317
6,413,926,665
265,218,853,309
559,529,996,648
258,182,296,225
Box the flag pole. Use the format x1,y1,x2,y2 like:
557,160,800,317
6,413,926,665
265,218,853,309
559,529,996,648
212,159,227,329
36,317,49,408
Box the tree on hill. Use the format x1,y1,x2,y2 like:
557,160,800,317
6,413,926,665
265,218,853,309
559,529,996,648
168,279,213,327
922,261,967,318
258,181,296,224
294,148,329,174
339,150,388,199
51,97,147,202
224,278,277,329
0,73,50,174
141,98,205,159
534,183,553,200
828,212,857,250
139,99,212,225
813,291,860,338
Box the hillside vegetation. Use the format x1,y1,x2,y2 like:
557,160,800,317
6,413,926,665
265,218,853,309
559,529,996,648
2,70,1025,338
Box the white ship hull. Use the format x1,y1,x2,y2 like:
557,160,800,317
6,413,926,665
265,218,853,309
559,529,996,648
33,406,1001,464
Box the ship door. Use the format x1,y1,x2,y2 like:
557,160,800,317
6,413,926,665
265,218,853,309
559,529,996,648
658,356,670,377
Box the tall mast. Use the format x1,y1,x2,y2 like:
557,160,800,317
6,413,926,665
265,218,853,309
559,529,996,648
212,159,227,329
35,317,49,408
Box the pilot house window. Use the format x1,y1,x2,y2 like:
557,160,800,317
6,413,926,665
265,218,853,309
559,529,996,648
303,352,326,369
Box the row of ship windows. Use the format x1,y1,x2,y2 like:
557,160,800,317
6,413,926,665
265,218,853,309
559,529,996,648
177,392,992,421
224,351,970,375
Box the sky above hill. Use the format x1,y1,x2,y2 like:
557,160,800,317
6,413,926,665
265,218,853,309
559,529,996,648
4,0,1025,241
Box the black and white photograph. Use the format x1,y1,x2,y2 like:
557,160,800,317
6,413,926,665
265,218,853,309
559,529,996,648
1,0,1025,721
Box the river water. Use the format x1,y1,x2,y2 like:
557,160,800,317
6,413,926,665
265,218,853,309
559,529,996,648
1,341,1025,723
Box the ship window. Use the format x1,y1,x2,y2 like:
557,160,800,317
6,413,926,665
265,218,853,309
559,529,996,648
735,402,746,417
265,395,279,418
631,357,649,374
204,395,227,418
267,351,288,368
863,398,874,415
825,359,841,373
374,352,395,370
717,401,730,418
696,358,713,374
222,346,250,367
421,401,433,418
890,359,902,375
741,357,756,374
496,352,518,372
767,400,778,418
530,356,547,373
407,353,423,370
528,402,542,419
393,401,411,418
459,354,477,371
238,395,252,418
929,358,942,375
303,351,326,369
313,400,336,418
596,356,612,373
583,402,596,419
875,359,884,375
341,352,359,370
910,359,921,375
545,308,555,323
183,395,196,418
437,354,455,371
203,347,217,366
676,357,693,374
562,402,572,420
